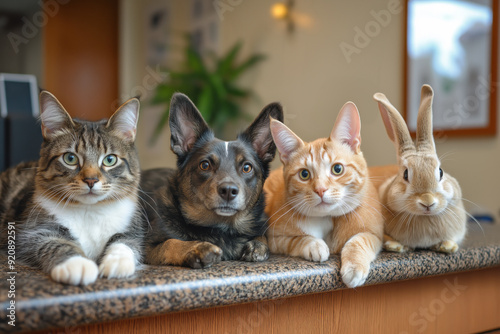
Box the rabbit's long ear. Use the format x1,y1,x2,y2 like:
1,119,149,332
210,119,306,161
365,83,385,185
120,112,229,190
373,92,414,155
415,84,436,152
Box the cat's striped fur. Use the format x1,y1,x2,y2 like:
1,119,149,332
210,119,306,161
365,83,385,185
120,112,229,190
0,91,144,285
264,102,383,288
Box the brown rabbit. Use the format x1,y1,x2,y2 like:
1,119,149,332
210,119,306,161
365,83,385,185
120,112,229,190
371,84,466,253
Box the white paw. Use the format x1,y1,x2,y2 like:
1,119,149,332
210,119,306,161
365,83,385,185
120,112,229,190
302,238,330,262
99,243,136,278
51,256,98,286
341,261,370,288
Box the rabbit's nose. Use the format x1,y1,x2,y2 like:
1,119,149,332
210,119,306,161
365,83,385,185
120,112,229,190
419,202,436,209
418,193,437,210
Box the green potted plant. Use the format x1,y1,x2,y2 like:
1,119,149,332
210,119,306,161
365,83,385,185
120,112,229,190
150,39,266,143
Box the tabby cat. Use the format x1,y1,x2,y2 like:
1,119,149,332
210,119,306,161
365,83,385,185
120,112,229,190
0,91,144,285
264,102,384,288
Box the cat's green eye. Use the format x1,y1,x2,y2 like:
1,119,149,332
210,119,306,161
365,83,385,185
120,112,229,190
63,153,79,166
332,163,344,175
102,154,118,167
299,169,310,180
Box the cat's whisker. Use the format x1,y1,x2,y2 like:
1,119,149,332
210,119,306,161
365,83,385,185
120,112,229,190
263,197,308,235
263,196,306,226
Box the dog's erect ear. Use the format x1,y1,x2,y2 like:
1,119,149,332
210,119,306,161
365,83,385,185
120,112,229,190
169,93,210,156
239,102,284,163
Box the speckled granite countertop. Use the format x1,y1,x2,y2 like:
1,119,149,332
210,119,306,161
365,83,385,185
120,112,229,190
1,223,500,333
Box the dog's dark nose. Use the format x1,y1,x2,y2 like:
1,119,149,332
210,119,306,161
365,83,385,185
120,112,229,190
218,183,239,201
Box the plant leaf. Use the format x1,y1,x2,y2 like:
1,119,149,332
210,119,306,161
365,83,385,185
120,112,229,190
217,41,242,76
230,54,266,80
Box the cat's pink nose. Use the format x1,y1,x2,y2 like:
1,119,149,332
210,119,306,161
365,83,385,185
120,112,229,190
83,177,99,189
315,188,327,198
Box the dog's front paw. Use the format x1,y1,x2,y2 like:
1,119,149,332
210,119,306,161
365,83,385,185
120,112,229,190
341,260,370,288
99,243,136,278
184,242,223,269
51,256,98,285
241,240,269,262
384,240,409,253
432,240,459,254
302,238,329,262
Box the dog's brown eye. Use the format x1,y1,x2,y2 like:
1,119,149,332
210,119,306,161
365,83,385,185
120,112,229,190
199,161,210,171
242,163,252,173
403,169,409,182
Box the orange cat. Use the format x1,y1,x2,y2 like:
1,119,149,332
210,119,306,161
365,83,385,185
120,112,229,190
264,102,383,288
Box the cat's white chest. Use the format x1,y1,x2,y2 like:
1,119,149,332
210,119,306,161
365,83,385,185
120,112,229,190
38,197,137,260
298,216,333,240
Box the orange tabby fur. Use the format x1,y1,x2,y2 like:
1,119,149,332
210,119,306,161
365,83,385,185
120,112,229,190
264,102,384,288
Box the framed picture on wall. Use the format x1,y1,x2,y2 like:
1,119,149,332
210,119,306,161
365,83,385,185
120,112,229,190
404,0,498,137
0,73,39,118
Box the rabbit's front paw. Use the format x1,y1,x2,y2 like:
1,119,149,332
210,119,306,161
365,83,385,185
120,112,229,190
432,240,459,254
384,240,409,253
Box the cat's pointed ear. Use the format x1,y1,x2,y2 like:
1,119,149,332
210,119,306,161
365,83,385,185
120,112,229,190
239,102,284,163
330,102,362,154
270,118,304,163
39,91,75,139
107,97,140,142
169,93,210,157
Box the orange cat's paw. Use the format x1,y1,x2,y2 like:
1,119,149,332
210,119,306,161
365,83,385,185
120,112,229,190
302,239,329,262
341,261,370,288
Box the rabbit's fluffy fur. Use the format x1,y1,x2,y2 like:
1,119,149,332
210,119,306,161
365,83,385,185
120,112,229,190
372,85,467,253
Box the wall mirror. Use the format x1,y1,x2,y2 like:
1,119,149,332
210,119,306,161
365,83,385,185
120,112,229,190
405,0,498,136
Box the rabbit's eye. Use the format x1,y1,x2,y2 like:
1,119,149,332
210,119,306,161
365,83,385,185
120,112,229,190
439,168,443,181
403,169,409,182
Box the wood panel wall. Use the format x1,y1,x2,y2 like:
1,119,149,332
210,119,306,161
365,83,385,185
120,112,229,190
43,0,118,120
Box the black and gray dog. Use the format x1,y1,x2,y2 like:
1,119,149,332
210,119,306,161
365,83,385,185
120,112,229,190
141,93,283,268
